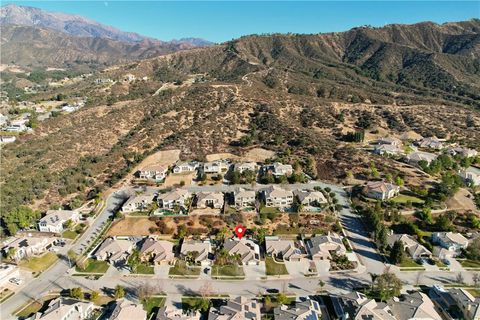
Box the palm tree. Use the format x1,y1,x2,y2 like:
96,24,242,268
369,272,379,291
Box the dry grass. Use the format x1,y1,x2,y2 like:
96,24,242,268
107,217,158,236
446,188,478,212
241,148,275,162
163,172,195,187
206,153,240,161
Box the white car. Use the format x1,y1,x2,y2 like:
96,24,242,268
9,277,22,285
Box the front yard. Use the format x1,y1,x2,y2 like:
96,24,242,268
169,261,201,278
265,257,289,276
132,263,155,275
399,258,424,268
141,296,166,317
211,264,245,278
75,259,110,273
19,252,58,274
460,260,480,269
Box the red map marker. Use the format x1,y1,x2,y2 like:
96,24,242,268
234,225,246,240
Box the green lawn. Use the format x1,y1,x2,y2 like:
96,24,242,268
141,297,166,316
62,230,78,240
16,300,43,319
260,207,281,214
169,261,201,277
467,289,480,297
212,264,245,278
391,194,425,204
19,252,58,273
265,257,289,276
399,259,424,268
75,259,110,273
460,260,480,269
133,263,154,274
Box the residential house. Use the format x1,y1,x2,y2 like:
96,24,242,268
233,162,258,174
157,189,191,211
208,296,262,320
223,238,260,265
31,297,94,320
273,299,322,320
0,136,16,143
196,192,224,209
110,299,147,320
332,291,396,320
387,292,442,320
265,162,294,177
445,288,480,320
293,189,327,207
459,167,480,186
180,240,212,265
363,181,400,201
3,236,57,261
265,236,305,262
416,137,444,150
388,234,432,260
202,161,230,174
0,264,20,287
38,210,80,233
137,165,168,181
447,147,478,158
376,137,402,147
263,185,294,208
93,237,134,266
374,144,403,156
173,161,199,174
307,233,346,261
139,238,175,265
406,151,438,166
121,194,155,213
432,246,455,261
432,232,469,256
156,306,201,320
5,119,28,132
234,188,256,209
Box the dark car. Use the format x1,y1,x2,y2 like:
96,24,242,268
266,288,279,294
204,268,210,274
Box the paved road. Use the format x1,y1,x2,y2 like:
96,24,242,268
1,181,478,320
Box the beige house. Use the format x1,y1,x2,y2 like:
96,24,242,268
307,232,346,260
173,161,199,174
157,189,191,210
416,137,444,150
264,162,293,177
406,151,438,165
137,165,168,181
139,238,175,265
38,210,80,233
447,147,478,158
32,297,94,320
208,296,261,320
432,232,469,255
180,240,212,265
374,144,403,156
3,236,57,261
121,194,155,213
459,167,480,186
196,192,224,209
363,181,400,201
223,238,260,265
234,188,256,209
293,189,327,206
263,185,294,208
377,137,402,147
265,236,305,261
110,299,147,320
233,162,258,174
388,234,432,260
94,237,134,265
202,161,230,174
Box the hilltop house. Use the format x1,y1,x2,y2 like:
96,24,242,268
157,189,191,211
208,297,261,320
432,232,469,255
263,185,294,208
137,165,168,181
180,240,213,265
195,192,224,209
202,161,230,174
447,147,478,158
94,238,134,266
3,236,57,261
416,137,444,150
264,162,294,177
121,194,155,213
32,297,94,320
110,299,147,320
265,236,305,262
376,137,402,147
363,181,400,201
223,238,260,265
0,136,16,144
293,189,327,207
38,210,80,233
234,188,256,209
374,144,403,156
233,162,258,174
307,233,346,261
406,151,438,166
173,161,199,174
388,234,432,260
273,299,322,320
459,167,480,186
139,238,175,265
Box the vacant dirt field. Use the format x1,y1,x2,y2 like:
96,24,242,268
241,148,276,162
446,188,478,212
107,217,157,236
206,153,240,161
164,172,195,187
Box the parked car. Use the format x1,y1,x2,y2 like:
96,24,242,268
9,277,22,285
443,259,451,265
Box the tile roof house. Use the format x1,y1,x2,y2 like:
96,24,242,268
180,240,212,265
202,161,230,174
3,236,57,261
432,232,469,255
374,144,403,156
196,192,224,209
416,137,444,150
388,234,432,260
387,292,442,320
93,237,134,266
233,162,258,174
110,299,147,320
234,188,256,209
363,181,400,201
273,299,322,320
31,297,94,320
224,238,260,265
156,306,201,320
38,210,80,233
406,151,438,165
459,167,480,186
332,291,396,320
263,185,294,208
121,194,155,213
157,189,191,210
266,162,294,177
376,137,402,147
293,189,327,206
307,233,346,261
208,296,262,320
446,288,480,320
173,161,199,174
265,236,305,262
139,238,175,265
137,165,168,181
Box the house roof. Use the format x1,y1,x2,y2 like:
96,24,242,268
332,292,396,320
123,194,155,207
39,210,77,227
197,192,224,202
234,188,255,199
265,237,303,260
5,236,55,251
263,185,293,198
140,238,174,262
388,292,442,320
273,300,321,320
180,240,211,262
35,298,93,320
407,151,438,163
110,299,147,320
95,238,133,258
208,296,261,320
224,239,259,264
364,181,399,195
293,189,327,203
388,234,432,257
433,232,469,246
377,137,401,145
309,232,344,256
158,189,190,202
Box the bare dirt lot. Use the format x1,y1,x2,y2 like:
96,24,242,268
107,217,157,236
206,153,240,161
241,148,276,162
164,172,196,187
446,188,478,212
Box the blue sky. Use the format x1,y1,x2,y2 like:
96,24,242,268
4,1,480,42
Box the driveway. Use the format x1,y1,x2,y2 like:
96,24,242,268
244,262,266,280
